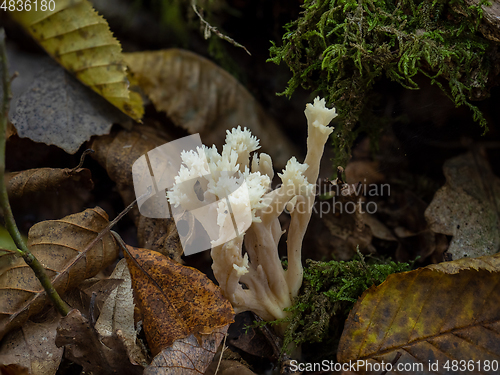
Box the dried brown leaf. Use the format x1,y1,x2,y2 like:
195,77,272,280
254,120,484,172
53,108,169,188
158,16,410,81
0,207,119,341
95,259,148,366
425,151,500,260
205,360,257,375
0,316,63,375
122,244,234,356
226,312,274,359
90,125,183,261
0,364,30,375
144,325,229,375
6,167,93,200
338,253,500,374
90,124,170,203
55,309,143,375
124,49,299,167
62,277,123,319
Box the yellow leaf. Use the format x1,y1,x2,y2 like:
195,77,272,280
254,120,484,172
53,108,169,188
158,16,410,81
338,253,500,374
9,0,143,121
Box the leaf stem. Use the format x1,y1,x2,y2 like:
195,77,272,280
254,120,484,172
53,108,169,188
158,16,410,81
0,29,70,317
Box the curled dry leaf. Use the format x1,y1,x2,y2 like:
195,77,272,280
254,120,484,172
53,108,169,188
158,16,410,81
96,259,148,366
144,326,230,375
0,207,119,341
9,0,143,120
425,151,500,260
122,244,235,356
90,125,183,261
55,309,143,375
124,49,299,167
6,166,93,200
0,315,63,375
337,253,500,374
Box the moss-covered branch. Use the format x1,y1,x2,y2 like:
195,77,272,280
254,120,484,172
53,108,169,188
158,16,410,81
273,254,412,356
269,0,497,166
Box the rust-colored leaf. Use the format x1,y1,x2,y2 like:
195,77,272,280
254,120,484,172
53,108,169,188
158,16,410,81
144,325,230,375
0,207,119,341
6,167,93,200
124,49,298,167
337,253,500,374
123,244,235,356
55,309,143,375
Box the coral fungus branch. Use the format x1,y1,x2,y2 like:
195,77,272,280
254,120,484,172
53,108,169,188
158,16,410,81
168,97,337,325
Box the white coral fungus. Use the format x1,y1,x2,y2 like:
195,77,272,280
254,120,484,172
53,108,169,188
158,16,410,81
168,98,336,323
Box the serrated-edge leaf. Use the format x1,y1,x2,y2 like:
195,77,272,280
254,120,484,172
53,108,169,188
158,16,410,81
9,0,143,120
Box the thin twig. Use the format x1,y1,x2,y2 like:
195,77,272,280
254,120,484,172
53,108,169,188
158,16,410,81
70,148,94,173
191,0,251,56
62,195,146,276
0,29,70,317
213,333,228,375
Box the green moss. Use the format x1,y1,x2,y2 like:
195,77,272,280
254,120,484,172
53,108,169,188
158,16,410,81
277,252,412,355
269,0,497,167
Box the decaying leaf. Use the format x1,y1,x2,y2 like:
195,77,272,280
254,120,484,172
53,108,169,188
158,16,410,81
6,166,93,200
0,315,63,375
124,49,298,167
226,313,274,359
96,259,147,366
62,277,123,320
4,148,95,222
144,325,229,375
135,217,184,262
90,125,184,261
425,151,500,260
90,124,171,203
0,364,30,375
337,253,500,374
55,309,143,375
306,207,374,261
10,60,126,154
122,244,234,356
204,360,257,375
0,207,119,341
9,0,143,120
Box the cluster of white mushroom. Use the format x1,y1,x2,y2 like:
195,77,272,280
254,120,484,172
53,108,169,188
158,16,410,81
167,97,337,321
